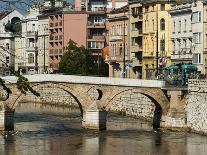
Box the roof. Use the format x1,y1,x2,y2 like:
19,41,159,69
0,11,13,20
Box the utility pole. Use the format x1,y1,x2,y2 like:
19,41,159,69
123,12,126,78
156,3,159,78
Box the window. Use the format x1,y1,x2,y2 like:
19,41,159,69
160,18,165,31
193,53,201,64
160,39,165,51
193,33,201,44
183,39,187,48
160,4,165,11
178,21,181,33
6,56,9,64
178,39,181,50
32,24,35,31
119,44,123,56
113,44,116,56
152,19,154,31
28,53,34,64
172,40,175,52
131,23,136,30
172,21,175,33
6,43,9,50
192,11,201,23
184,19,187,32
132,37,138,46
145,6,149,13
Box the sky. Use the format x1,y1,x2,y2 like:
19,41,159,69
0,0,74,15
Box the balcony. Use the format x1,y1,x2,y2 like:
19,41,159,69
131,58,142,67
109,35,122,42
88,7,106,14
87,22,105,28
88,35,105,41
105,55,116,63
26,31,37,38
131,45,142,52
26,46,36,51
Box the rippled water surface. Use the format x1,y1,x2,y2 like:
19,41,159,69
0,103,207,155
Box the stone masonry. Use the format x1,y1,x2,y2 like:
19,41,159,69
186,80,207,134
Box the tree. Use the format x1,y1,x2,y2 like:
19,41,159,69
59,39,109,76
59,39,89,75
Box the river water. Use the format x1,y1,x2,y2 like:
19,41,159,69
0,103,207,155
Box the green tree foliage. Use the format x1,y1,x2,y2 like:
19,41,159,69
0,70,40,101
59,39,88,75
59,39,109,76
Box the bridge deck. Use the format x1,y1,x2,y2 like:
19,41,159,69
2,74,166,88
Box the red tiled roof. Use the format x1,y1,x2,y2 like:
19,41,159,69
0,11,12,20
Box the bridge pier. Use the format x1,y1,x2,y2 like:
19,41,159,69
0,108,14,131
82,110,107,130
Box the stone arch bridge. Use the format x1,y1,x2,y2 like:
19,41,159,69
0,74,187,131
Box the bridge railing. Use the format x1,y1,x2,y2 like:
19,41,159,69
1,74,167,88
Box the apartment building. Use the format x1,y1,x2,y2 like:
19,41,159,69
129,2,143,79
169,3,193,65
142,0,173,79
18,3,40,74
75,0,128,71
106,5,129,78
170,0,207,74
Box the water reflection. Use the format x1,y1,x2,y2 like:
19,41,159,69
0,102,207,155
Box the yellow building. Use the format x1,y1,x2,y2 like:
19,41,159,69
142,1,173,79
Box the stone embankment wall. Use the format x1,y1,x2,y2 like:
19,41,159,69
186,80,207,134
20,87,79,108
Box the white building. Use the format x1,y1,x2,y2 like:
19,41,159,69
169,0,207,74
37,13,49,74
16,3,40,74
0,10,23,75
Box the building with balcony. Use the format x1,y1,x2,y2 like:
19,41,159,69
142,0,173,79
74,0,128,75
129,2,143,79
17,2,40,75
170,0,207,74
106,5,129,78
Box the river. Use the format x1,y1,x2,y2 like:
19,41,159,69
0,102,207,155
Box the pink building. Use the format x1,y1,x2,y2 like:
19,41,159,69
63,12,87,48
48,11,87,72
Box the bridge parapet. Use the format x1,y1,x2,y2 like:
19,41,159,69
1,74,166,88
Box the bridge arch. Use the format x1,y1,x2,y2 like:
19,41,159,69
11,82,89,117
105,88,169,120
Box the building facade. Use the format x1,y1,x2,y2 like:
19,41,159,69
0,10,23,75
106,5,129,78
169,3,193,65
142,1,173,79
129,2,143,79
170,0,207,74
18,4,40,74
